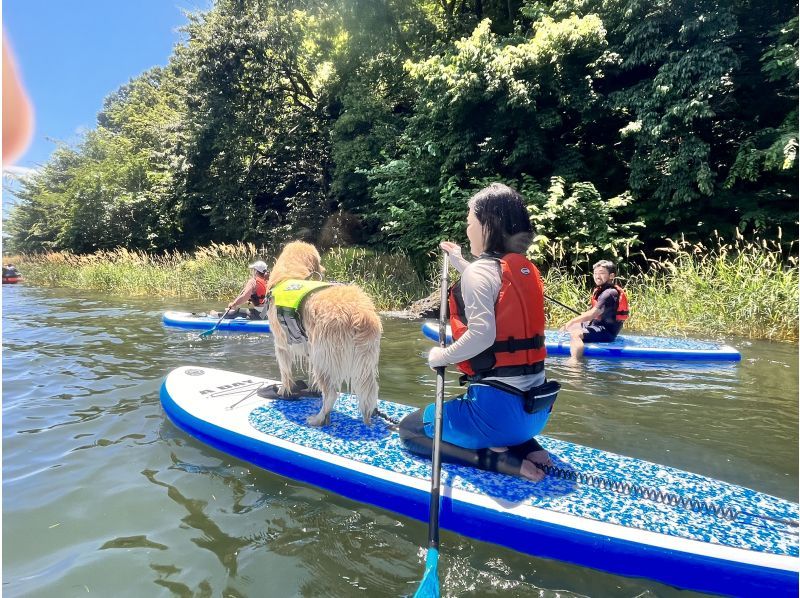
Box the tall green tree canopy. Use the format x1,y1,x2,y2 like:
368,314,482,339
6,0,797,267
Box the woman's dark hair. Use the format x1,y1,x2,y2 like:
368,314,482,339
468,183,533,254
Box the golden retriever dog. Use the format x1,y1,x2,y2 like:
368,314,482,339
267,241,382,426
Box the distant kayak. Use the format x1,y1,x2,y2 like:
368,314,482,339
162,311,271,333
161,365,797,595
2,276,22,284
421,322,741,361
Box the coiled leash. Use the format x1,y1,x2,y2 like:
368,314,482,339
373,408,401,430
533,462,799,530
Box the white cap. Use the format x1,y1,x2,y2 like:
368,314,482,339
248,260,268,274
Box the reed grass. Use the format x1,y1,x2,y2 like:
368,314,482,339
542,231,798,342
322,246,429,310
7,234,797,341
6,243,426,312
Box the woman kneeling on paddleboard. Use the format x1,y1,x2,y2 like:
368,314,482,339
399,183,559,481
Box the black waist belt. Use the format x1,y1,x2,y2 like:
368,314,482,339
461,361,545,384
491,335,545,353
479,378,561,414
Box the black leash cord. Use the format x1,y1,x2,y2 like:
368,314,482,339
371,408,773,525
374,408,401,429
536,463,798,529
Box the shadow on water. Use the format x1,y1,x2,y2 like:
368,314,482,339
150,418,426,596
141,467,250,576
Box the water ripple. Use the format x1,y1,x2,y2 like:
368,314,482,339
2,287,797,597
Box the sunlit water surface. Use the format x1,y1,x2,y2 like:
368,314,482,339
3,285,797,597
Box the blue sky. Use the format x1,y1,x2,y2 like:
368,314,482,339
4,0,212,171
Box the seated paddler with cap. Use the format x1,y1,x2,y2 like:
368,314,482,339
398,183,560,482
211,260,270,320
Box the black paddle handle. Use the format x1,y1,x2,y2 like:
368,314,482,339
427,252,449,548
428,365,445,548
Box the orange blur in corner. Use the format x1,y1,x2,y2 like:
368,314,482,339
3,37,35,165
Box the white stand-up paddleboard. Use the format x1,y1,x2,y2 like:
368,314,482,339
160,366,797,595
422,322,741,361
162,311,271,333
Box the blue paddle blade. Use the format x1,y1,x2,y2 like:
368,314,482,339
413,547,440,598
199,310,229,338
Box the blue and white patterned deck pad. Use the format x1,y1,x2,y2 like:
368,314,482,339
248,395,795,554
422,322,742,361
160,366,796,595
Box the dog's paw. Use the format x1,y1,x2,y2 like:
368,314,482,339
307,412,329,427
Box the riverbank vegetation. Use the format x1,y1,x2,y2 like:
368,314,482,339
4,0,796,341
544,232,798,341
5,243,429,312
9,233,797,342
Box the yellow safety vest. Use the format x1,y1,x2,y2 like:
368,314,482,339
270,279,331,343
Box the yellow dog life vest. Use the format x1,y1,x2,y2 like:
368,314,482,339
271,279,331,344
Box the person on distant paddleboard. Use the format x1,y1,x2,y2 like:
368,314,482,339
399,183,560,482
559,260,629,362
3,264,20,278
211,260,269,320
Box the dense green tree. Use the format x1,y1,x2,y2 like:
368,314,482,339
6,66,184,253
531,0,798,239
5,147,81,253
368,16,643,262
722,13,798,231
170,0,332,246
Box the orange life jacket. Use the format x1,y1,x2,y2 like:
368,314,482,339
250,277,267,306
590,284,629,322
449,253,546,380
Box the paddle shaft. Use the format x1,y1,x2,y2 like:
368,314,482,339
544,293,581,316
201,306,233,337
427,253,449,550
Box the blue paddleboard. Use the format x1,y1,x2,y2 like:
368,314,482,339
162,311,271,333
160,366,796,595
421,322,741,361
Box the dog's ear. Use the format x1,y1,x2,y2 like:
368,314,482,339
306,245,323,275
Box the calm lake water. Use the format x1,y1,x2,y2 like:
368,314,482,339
3,285,798,597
